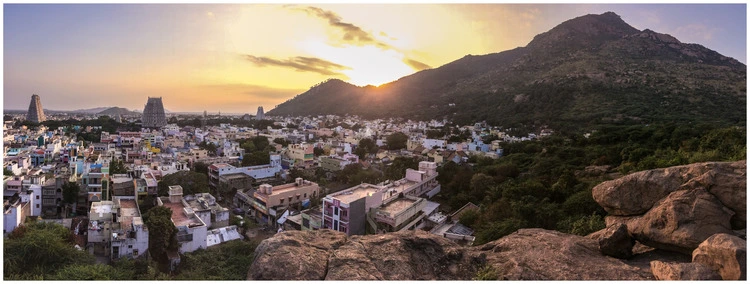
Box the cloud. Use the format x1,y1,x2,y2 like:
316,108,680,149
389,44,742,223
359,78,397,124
244,55,351,77
402,58,431,71
200,83,305,100
293,6,392,49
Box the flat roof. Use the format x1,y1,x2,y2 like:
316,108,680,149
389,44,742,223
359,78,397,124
333,184,382,204
380,198,418,215
118,199,140,230
268,182,319,195
160,198,204,228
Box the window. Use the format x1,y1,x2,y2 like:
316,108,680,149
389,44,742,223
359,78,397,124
279,198,284,204
36,196,39,200
36,204,40,208
334,207,338,215
128,245,132,249
304,193,307,198
133,249,139,256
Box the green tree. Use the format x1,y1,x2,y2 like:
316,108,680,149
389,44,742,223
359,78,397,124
4,168,14,176
157,171,209,196
143,206,178,269
62,182,80,205
385,132,409,150
193,161,209,175
242,151,271,167
384,157,418,181
273,138,290,147
313,147,325,157
354,138,378,159
109,159,127,174
4,221,95,279
51,264,133,280
173,240,258,280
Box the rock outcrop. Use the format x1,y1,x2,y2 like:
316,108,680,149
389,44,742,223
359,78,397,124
649,260,721,280
598,223,635,259
249,161,746,280
593,161,746,254
249,229,661,280
249,229,481,280
480,229,653,280
692,233,747,280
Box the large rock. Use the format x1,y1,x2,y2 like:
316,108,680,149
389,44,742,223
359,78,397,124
248,229,348,280
649,260,721,280
598,223,635,259
692,233,747,280
249,229,480,280
606,189,734,254
480,229,653,280
592,161,745,223
326,231,480,280
249,228,661,280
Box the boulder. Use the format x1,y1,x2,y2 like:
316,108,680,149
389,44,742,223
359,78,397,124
598,223,635,259
248,229,348,280
606,189,734,254
649,260,721,280
692,233,747,280
481,229,653,280
249,230,480,280
326,231,479,280
592,161,745,222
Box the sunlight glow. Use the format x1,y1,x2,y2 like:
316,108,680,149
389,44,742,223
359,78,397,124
300,41,416,87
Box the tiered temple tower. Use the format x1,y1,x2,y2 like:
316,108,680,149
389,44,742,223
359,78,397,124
255,106,265,120
26,94,46,123
142,97,167,128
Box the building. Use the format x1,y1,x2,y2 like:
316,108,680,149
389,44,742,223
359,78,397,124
321,161,440,236
157,186,208,253
142,97,167,129
184,193,229,229
320,153,359,172
286,143,314,164
3,193,30,235
322,183,384,236
26,94,46,123
250,178,320,226
372,195,427,233
255,106,265,120
109,198,149,260
300,207,323,231
208,154,282,188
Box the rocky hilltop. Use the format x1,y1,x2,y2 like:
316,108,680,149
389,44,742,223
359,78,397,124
248,161,746,280
268,12,746,129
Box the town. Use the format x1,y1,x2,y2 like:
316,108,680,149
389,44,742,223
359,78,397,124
3,95,550,273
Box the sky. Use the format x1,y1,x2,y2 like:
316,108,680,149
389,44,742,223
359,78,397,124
3,3,747,113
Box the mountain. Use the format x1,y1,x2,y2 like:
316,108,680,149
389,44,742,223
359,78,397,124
72,107,112,114
268,12,746,130
97,107,139,116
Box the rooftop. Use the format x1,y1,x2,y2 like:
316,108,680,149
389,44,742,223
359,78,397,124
160,197,204,228
331,183,383,204
380,197,418,215
117,199,140,231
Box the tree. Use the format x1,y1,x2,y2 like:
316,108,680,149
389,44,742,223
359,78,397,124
143,206,178,270
173,240,257,280
313,147,325,157
4,221,95,278
62,182,80,205
384,157,418,181
273,138,289,147
354,138,378,159
242,151,270,167
109,159,127,175
192,161,209,176
4,168,14,176
385,132,408,150
157,171,209,196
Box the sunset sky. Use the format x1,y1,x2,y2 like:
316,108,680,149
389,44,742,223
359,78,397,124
3,3,747,113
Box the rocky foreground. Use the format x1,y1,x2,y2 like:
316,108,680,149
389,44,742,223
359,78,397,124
248,161,746,280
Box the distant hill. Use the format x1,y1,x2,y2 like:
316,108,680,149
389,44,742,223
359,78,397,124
268,12,746,130
72,107,112,114
97,107,139,116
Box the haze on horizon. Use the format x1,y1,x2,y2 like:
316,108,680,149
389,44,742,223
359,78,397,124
3,4,746,114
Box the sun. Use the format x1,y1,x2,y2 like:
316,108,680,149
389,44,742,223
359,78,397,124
300,41,416,86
